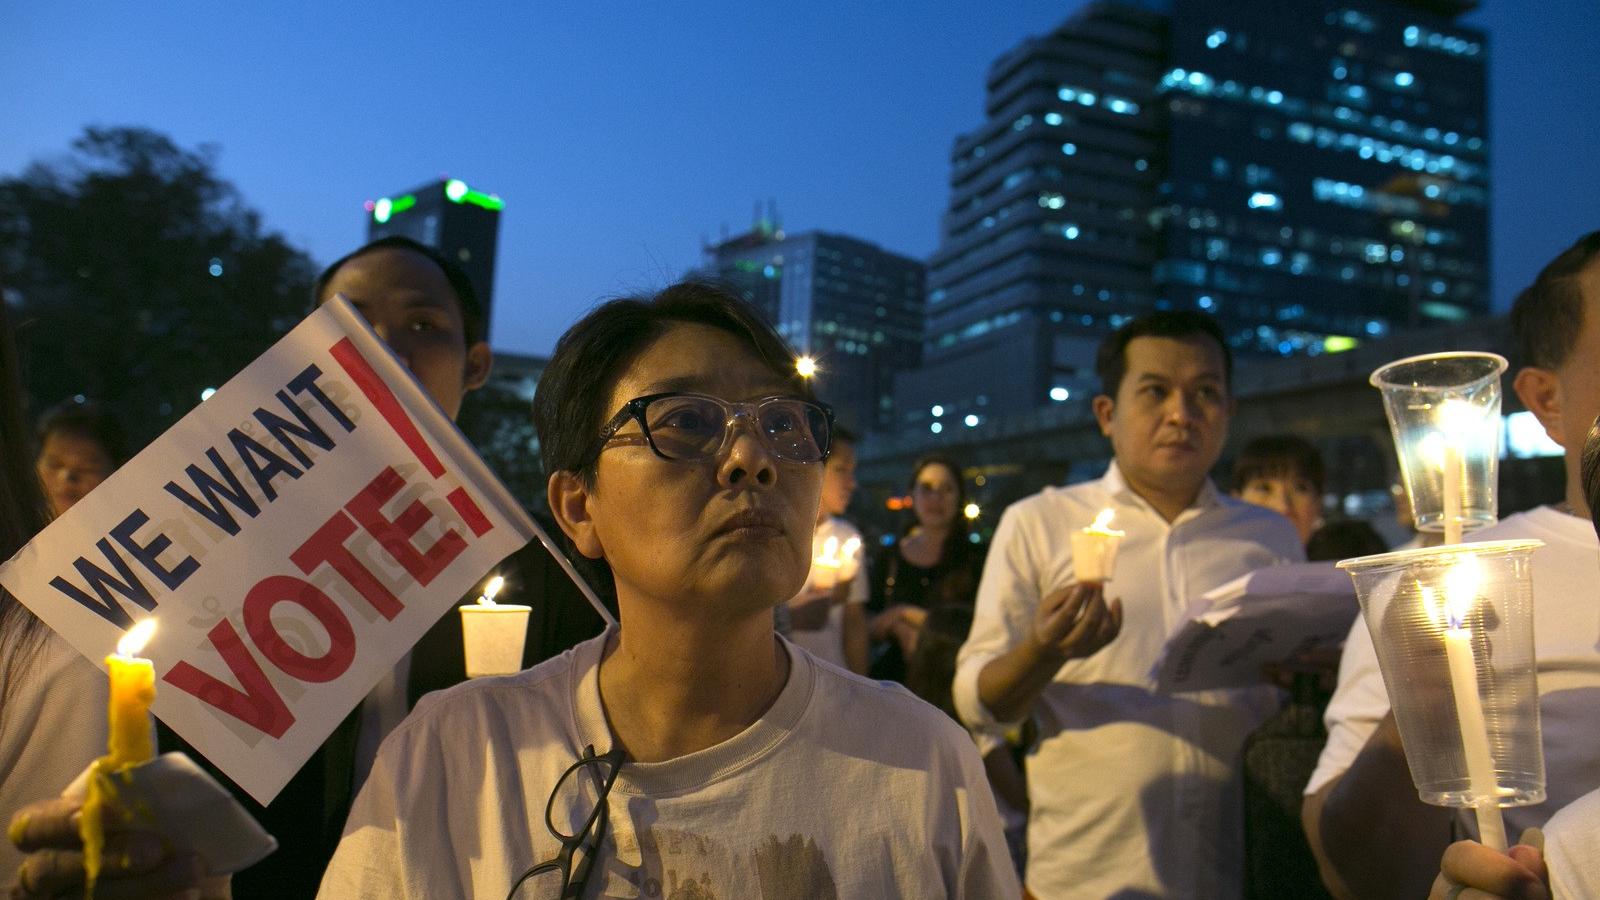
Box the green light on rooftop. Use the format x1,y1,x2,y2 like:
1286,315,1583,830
443,178,503,211
372,194,417,224
462,189,504,211
1323,335,1359,354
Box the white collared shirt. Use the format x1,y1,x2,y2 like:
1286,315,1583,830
954,462,1303,898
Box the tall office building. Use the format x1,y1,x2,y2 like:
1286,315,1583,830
900,2,1169,428
365,177,505,340
1159,0,1487,355
702,222,926,432
898,0,1486,432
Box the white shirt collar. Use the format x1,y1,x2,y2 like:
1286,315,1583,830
1098,460,1223,518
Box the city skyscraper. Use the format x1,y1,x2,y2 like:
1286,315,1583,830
701,220,926,432
1159,0,1487,355
900,2,1169,428
896,0,1487,432
365,177,505,340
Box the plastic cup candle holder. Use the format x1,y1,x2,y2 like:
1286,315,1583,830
1337,540,1546,851
1370,352,1507,543
460,575,531,678
1070,508,1125,584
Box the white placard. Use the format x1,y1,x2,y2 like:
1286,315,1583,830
1153,561,1360,693
1,298,539,804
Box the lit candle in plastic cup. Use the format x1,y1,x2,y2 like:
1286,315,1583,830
1370,352,1507,543
1071,508,1125,584
460,575,531,678
1337,540,1546,850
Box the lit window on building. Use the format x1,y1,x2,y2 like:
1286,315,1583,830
1206,29,1228,48
1247,191,1282,211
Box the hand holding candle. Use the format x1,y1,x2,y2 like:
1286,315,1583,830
1070,508,1125,584
460,574,532,678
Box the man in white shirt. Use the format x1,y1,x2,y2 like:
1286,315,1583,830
954,311,1303,898
1305,230,1600,900
786,427,870,672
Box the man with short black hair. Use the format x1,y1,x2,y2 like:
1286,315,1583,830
1304,231,1600,900
955,310,1303,897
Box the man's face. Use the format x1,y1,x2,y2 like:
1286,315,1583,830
819,441,856,518
1095,335,1233,500
1550,272,1600,464
318,247,489,420
37,431,114,517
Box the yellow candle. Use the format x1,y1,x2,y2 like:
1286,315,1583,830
84,618,159,893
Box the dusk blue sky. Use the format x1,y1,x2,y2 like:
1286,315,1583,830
4,2,1596,357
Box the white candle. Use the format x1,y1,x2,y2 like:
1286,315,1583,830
1432,561,1506,850
460,575,531,678
1070,508,1125,584
1442,442,1463,545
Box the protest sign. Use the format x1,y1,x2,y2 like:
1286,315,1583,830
0,297,604,804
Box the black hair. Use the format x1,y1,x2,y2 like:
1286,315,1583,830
37,398,128,466
830,425,859,449
532,279,813,591
1094,310,1232,398
1231,434,1326,495
1510,231,1600,371
1,300,60,714
1305,519,1389,562
311,235,486,347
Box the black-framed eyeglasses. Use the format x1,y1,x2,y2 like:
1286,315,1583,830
504,744,627,900
582,392,834,466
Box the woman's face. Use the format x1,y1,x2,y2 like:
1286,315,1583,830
564,323,823,621
36,431,115,517
912,462,959,530
1237,472,1322,544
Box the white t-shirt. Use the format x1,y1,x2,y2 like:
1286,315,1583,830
321,630,1018,899
1545,787,1600,899
1307,507,1600,842
953,463,1303,898
0,631,109,878
786,516,868,668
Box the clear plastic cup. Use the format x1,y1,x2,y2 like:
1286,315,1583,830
1369,352,1507,537
459,604,531,677
1337,540,1545,809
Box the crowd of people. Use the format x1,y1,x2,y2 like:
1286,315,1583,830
0,228,1595,898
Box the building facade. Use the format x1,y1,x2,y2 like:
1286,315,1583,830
1159,0,1488,355
895,0,1486,434
366,177,505,340
701,224,926,433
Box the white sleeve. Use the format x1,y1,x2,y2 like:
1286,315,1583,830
949,731,1024,899
953,504,1043,733
1304,613,1392,796
846,552,869,605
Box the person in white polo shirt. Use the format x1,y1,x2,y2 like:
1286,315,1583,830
954,310,1303,898
785,427,870,673
1304,230,1600,900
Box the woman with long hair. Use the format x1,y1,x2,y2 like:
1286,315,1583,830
868,455,986,683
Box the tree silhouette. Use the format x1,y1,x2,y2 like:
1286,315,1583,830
0,126,317,449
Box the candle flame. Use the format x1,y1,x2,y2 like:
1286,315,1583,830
117,619,157,657
814,535,843,569
1420,556,1484,631
1084,508,1124,536
841,536,861,560
1422,399,1483,468
476,574,506,607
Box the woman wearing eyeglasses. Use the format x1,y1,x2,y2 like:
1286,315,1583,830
319,280,1018,898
